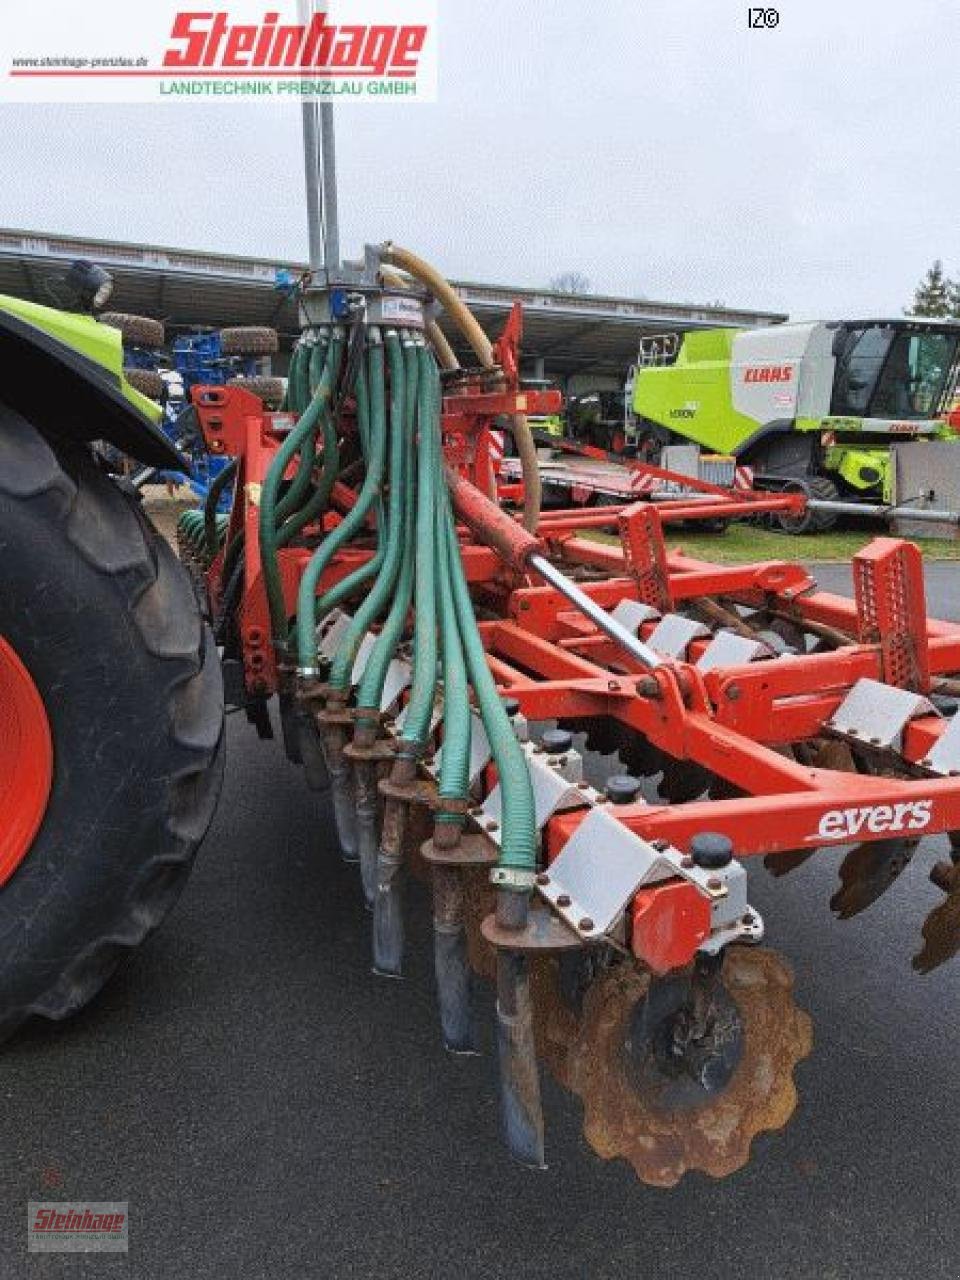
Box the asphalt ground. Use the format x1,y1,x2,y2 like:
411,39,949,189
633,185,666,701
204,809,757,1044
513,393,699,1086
2,563,959,1279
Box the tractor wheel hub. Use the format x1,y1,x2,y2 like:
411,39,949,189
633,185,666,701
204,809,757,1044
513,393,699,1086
0,636,53,885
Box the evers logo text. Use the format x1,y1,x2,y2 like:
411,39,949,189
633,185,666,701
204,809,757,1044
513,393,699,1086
163,11,428,75
815,800,933,842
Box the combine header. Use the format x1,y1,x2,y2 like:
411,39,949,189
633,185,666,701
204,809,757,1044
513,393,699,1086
3,217,960,1183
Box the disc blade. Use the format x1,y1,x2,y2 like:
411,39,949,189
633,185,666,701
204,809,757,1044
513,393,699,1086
563,947,813,1186
658,758,712,804
913,889,960,974
830,838,918,920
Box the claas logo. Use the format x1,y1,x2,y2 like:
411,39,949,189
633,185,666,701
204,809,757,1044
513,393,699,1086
163,10,428,76
743,365,794,384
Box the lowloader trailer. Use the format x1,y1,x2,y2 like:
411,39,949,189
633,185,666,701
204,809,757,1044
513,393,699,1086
6,240,960,1184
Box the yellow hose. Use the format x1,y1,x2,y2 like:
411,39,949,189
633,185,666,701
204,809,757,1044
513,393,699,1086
382,243,493,368
381,243,542,532
379,266,460,372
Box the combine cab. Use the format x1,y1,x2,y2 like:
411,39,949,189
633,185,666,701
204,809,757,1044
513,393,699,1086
630,318,960,529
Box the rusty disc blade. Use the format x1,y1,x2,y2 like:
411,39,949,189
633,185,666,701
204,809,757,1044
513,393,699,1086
913,888,960,974
830,839,918,920
563,947,813,1186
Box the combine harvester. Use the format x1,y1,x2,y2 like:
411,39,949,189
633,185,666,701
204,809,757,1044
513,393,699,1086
627,319,960,531
5,225,960,1186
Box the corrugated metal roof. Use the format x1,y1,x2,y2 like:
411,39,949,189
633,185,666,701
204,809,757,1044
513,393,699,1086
0,227,788,376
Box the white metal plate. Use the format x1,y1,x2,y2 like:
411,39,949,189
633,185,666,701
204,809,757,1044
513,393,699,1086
697,630,772,672
925,712,960,775
829,678,937,751
647,613,711,659
610,599,661,633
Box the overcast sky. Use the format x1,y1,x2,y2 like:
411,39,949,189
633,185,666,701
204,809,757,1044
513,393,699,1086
0,0,955,319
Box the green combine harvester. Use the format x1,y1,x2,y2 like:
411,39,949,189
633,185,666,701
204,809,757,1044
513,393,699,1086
629,318,960,530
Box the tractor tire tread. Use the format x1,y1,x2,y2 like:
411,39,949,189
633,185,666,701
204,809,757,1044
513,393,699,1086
0,405,224,1042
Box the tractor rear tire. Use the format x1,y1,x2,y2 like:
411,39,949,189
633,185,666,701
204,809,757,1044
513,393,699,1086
219,326,279,357
99,312,166,349
0,406,225,1042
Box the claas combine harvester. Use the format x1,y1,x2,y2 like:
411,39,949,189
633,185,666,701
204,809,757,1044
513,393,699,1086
5,234,960,1184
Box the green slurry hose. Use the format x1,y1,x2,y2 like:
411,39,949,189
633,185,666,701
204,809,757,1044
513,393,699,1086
296,327,388,675
442,505,536,881
329,330,408,694
203,458,237,561
434,485,471,824
394,342,441,752
275,330,331,527
259,327,341,647
354,334,419,725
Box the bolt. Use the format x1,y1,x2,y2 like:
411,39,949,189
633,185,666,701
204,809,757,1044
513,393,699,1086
681,855,694,869
870,736,881,746
608,681,620,693
579,917,594,932
637,676,659,699
535,873,550,886
486,820,499,832
557,894,571,908
742,912,754,925
707,876,723,891
652,838,669,852
726,684,741,702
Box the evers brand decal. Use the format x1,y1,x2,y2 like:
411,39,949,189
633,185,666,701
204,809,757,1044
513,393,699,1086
814,800,933,842
163,11,427,76
743,365,794,384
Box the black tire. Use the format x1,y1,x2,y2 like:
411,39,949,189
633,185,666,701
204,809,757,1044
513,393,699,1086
776,475,840,534
228,375,285,409
219,326,278,357
124,367,165,400
0,406,224,1042
99,311,165,349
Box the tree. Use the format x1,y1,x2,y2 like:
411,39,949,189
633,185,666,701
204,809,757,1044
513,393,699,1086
550,271,591,295
909,260,955,317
